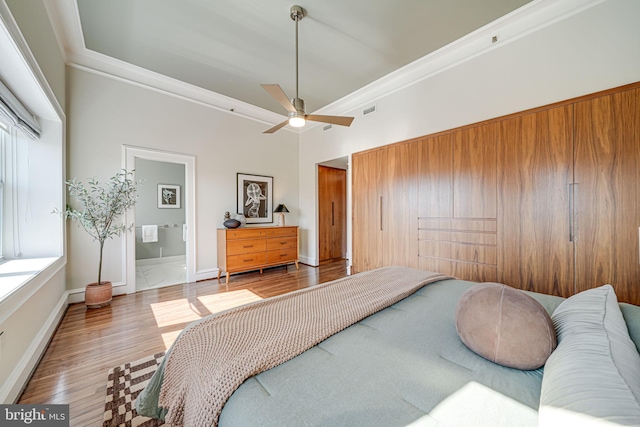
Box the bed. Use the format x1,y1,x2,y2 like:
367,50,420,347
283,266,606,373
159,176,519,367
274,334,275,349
137,267,640,427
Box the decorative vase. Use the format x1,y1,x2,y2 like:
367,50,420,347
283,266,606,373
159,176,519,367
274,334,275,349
85,281,113,308
224,219,241,228
235,213,247,227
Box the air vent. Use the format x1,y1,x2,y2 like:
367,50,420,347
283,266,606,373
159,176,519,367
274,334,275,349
363,105,376,116
323,124,333,131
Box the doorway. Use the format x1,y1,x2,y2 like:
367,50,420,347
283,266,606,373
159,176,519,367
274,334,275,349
123,146,196,294
134,159,186,291
318,158,347,262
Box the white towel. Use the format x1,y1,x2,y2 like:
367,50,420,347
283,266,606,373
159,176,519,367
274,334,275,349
142,225,158,243
182,224,187,242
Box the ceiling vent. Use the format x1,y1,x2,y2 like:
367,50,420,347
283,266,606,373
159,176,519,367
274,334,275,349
363,105,377,116
323,124,333,131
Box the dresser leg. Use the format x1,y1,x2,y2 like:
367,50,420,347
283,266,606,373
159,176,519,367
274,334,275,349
295,261,299,270
217,270,221,281
226,272,230,284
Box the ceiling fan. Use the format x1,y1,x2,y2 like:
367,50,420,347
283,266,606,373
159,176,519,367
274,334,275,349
261,5,354,134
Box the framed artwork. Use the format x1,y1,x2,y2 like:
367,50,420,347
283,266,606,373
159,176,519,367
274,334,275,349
158,184,181,209
237,173,273,223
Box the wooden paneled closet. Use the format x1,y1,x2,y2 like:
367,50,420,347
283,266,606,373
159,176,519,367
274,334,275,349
351,82,640,304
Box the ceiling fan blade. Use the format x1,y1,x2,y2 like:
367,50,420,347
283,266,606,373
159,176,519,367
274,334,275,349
261,84,297,113
305,115,355,127
263,119,290,134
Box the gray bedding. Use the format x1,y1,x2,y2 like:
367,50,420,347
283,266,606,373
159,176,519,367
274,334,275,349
219,279,558,427
138,277,640,426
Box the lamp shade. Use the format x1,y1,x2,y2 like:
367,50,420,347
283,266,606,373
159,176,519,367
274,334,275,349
274,204,289,213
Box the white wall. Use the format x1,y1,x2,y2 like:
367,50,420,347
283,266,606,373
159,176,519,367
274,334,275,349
66,67,299,290
298,0,640,266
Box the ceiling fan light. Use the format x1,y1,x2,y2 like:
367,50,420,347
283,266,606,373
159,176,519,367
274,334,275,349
289,116,306,128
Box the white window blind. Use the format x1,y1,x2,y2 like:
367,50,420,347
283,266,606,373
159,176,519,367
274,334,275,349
0,78,40,139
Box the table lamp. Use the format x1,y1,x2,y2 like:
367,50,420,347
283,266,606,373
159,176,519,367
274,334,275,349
274,204,289,226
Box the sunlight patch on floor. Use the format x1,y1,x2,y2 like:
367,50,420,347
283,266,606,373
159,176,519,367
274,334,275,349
153,289,263,349
150,289,263,328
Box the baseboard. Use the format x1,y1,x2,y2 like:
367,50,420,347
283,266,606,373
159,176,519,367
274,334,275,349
0,290,69,403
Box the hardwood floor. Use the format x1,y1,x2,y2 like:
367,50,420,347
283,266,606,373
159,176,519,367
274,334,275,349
18,260,349,426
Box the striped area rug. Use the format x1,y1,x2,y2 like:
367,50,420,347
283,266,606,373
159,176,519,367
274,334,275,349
103,352,166,427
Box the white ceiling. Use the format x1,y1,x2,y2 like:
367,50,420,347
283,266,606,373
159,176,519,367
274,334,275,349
44,0,585,129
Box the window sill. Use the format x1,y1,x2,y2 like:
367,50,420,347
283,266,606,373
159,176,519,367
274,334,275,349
0,257,61,303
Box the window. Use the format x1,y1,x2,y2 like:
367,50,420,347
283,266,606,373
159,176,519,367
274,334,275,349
0,113,63,302
0,6,64,306
0,119,6,260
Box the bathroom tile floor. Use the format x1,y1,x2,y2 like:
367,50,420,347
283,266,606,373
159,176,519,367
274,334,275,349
135,257,187,290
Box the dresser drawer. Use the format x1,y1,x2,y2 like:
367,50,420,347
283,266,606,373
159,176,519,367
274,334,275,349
227,252,267,270
227,239,266,255
267,249,297,263
266,237,297,251
266,227,298,237
226,228,268,240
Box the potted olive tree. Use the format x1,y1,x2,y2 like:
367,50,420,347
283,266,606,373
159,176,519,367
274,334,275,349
58,170,139,308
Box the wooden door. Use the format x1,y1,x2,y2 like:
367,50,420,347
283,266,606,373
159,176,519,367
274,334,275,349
574,88,640,305
383,142,418,268
318,165,346,262
497,106,575,297
352,149,384,273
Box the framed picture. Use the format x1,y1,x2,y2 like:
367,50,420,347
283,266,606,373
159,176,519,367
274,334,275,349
158,184,181,209
237,173,273,223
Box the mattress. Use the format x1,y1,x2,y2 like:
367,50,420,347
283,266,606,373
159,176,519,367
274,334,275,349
218,279,565,426
138,275,640,426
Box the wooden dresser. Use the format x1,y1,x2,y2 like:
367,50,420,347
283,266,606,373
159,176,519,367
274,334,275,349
217,226,299,283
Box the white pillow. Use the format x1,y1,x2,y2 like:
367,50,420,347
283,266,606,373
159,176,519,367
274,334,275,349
539,285,640,427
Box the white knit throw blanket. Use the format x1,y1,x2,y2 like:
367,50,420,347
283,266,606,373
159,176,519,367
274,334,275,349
158,266,449,426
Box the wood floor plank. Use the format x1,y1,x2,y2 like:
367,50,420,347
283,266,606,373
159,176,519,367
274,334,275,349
18,260,349,426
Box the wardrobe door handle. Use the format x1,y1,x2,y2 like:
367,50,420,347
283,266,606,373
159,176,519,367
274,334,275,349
379,196,383,231
331,202,335,226
569,183,574,242
569,183,579,242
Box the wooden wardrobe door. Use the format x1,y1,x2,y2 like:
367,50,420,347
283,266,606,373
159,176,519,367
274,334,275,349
574,88,640,305
454,124,498,219
318,165,346,262
497,106,574,297
352,149,384,273
383,142,418,268
418,134,453,219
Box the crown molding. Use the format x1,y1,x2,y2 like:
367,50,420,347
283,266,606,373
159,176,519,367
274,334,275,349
44,0,604,133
